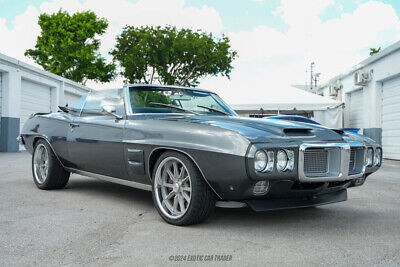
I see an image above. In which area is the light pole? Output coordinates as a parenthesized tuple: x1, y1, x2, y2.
(314, 73, 320, 88)
(310, 62, 315, 90)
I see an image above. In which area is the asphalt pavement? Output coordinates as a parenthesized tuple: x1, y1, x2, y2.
(1, 152, 400, 266)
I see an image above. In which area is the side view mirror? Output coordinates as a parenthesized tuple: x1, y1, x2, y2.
(102, 105, 123, 120)
(102, 105, 116, 114)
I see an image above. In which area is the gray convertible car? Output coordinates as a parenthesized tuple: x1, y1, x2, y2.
(20, 84, 382, 225)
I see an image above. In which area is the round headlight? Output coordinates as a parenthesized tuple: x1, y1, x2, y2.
(366, 148, 373, 167)
(277, 150, 288, 172)
(374, 147, 382, 166)
(254, 150, 267, 172)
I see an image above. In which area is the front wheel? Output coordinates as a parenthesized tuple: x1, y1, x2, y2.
(32, 140, 70, 189)
(152, 151, 215, 226)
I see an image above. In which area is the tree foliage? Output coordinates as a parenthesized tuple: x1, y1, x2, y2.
(369, 47, 381, 56)
(25, 10, 115, 84)
(111, 25, 237, 87)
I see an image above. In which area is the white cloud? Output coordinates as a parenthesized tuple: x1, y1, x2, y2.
(274, 0, 335, 30)
(0, 6, 41, 65)
(1, 0, 400, 104)
(201, 0, 400, 104)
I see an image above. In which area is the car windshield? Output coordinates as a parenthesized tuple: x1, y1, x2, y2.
(129, 87, 237, 116)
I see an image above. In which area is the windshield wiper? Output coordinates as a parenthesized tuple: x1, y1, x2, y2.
(197, 105, 230, 116)
(149, 102, 199, 115)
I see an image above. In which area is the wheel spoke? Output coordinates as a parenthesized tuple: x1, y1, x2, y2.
(178, 195, 185, 212)
(179, 166, 185, 179)
(172, 195, 179, 214)
(181, 176, 189, 183)
(40, 166, 46, 179)
(182, 191, 190, 203)
(163, 182, 174, 188)
(162, 199, 169, 210)
(172, 161, 179, 178)
(165, 191, 175, 200)
(167, 169, 175, 182)
(182, 186, 191, 192)
(40, 147, 46, 163)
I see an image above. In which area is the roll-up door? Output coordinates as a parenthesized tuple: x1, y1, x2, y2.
(382, 77, 400, 160)
(349, 89, 364, 129)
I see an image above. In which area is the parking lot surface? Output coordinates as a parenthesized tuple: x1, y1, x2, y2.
(1, 152, 400, 266)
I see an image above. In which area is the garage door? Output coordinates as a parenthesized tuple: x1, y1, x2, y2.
(349, 89, 364, 128)
(0, 72, 2, 138)
(64, 91, 81, 107)
(382, 77, 400, 160)
(20, 80, 52, 133)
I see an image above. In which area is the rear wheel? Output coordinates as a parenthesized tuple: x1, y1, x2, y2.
(152, 151, 215, 226)
(32, 140, 70, 189)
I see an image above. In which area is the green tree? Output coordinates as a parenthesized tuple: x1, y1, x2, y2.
(110, 25, 237, 87)
(369, 47, 381, 56)
(25, 10, 115, 85)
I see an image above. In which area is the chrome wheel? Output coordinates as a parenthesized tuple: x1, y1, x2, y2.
(33, 143, 49, 184)
(154, 157, 192, 219)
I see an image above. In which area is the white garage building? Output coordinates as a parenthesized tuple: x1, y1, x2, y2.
(0, 53, 91, 152)
(317, 41, 400, 160)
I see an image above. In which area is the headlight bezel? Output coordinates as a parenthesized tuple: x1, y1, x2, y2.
(276, 149, 295, 172)
(265, 150, 275, 172)
(365, 147, 373, 167)
(254, 150, 267, 172)
(276, 149, 288, 172)
(374, 147, 382, 167)
(248, 143, 298, 179)
(285, 149, 295, 171)
(254, 149, 275, 173)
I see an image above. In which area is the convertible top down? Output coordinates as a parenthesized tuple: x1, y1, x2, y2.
(20, 84, 382, 225)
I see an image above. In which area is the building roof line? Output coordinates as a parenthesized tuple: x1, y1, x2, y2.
(0, 52, 91, 92)
(318, 40, 400, 89)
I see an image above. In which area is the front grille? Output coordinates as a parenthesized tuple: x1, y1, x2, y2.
(304, 148, 328, 174)
(299, 143, 366, 182)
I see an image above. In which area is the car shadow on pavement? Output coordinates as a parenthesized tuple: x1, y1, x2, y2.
(63, 175, 380, 229)
(206, 204, 379, 231)
(65, 176, 154, 207)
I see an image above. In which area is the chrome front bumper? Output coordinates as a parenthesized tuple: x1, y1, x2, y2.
(298, 142, 366, 182)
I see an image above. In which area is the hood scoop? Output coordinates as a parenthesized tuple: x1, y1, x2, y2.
(283, 128, 313, 136)
(330, 129, 345, 135)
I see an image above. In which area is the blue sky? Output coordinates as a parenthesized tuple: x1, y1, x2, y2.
(1, 0, 400, 103)
(2, 0, 400, 32)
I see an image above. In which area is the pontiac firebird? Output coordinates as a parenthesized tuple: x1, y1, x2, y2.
(19, 84, 382, 225)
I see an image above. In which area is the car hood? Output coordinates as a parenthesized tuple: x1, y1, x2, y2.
(186, 115, 344, 143)
(341, 131, 377, 145)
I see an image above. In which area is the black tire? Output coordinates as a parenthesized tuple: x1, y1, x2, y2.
(32, 139, 70, 189)
(152, 151, 215, 226)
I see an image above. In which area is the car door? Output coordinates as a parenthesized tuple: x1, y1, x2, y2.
(67, 90, 128, 179)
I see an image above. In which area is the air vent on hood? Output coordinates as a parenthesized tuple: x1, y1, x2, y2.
(283, 128, 312, 136)
(330, 129, 345, 135)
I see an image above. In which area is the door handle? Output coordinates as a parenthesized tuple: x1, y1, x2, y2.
(69, 123, 80, 128)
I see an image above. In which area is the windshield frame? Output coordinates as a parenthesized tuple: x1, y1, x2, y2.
(124, 85, 238, 117)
